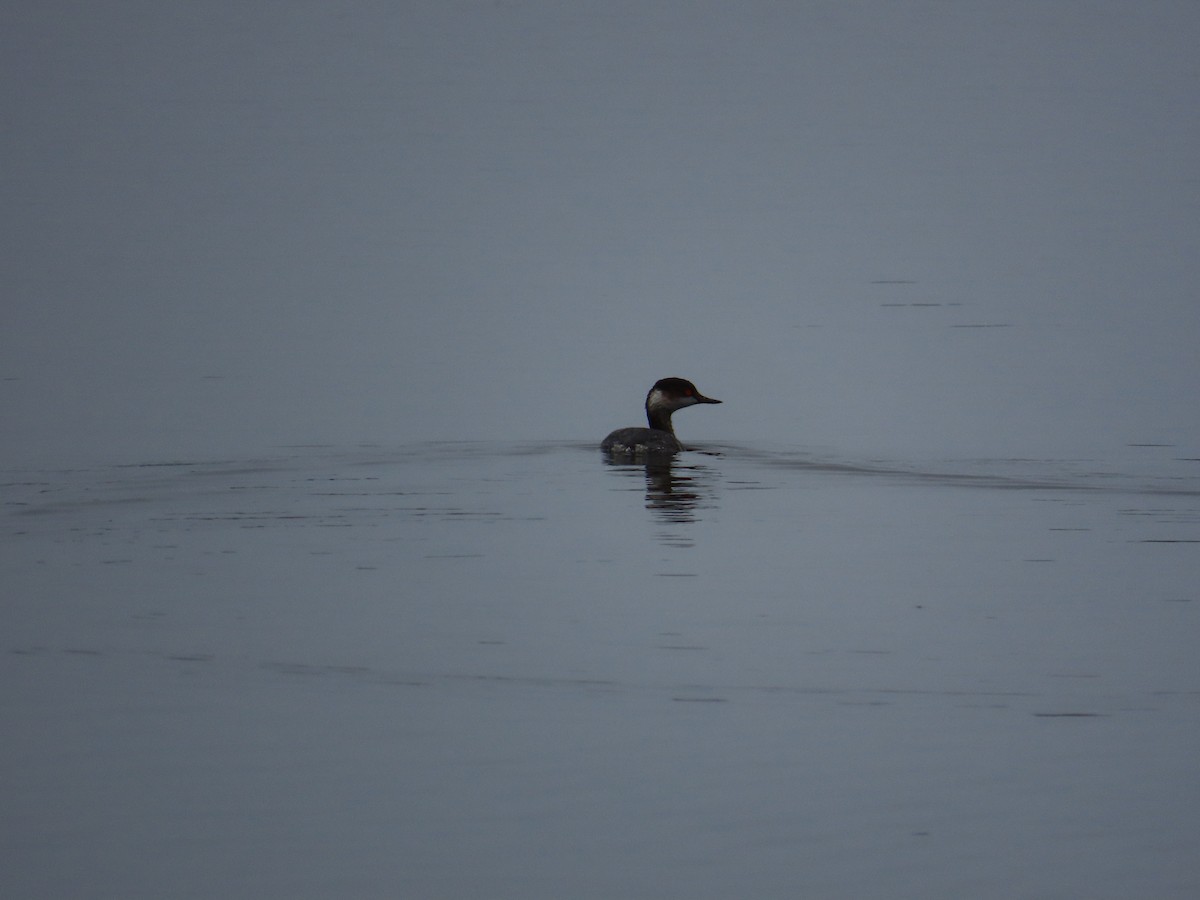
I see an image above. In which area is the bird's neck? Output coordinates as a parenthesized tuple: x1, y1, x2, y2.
(645, 405, 675, 434)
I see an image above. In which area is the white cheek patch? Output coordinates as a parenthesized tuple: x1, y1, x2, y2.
(645, 388, 667, 411)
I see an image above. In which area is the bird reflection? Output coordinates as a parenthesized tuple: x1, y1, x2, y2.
(602, 451, 720, 535)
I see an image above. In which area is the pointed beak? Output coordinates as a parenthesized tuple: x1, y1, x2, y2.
(696, 393, 721, 404)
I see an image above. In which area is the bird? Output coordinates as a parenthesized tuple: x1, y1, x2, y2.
(601, 377, 721, 456)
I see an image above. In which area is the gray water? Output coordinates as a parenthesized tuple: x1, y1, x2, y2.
(3, 443, 1198, 898)
(3, 1, 1200, 897)
(3, 1, 1198, 466)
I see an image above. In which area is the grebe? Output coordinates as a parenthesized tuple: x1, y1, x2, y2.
(601, 377, 721, 456)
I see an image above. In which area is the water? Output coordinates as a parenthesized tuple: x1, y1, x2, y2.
(3, 442, 1197, 898)
(3, 1, 1198, 895)
(4, 2, 1198, 466)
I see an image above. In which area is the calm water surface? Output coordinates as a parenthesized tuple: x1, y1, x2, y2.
(3, 442, 1198, 898)
(5, 2, 1198, 896)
